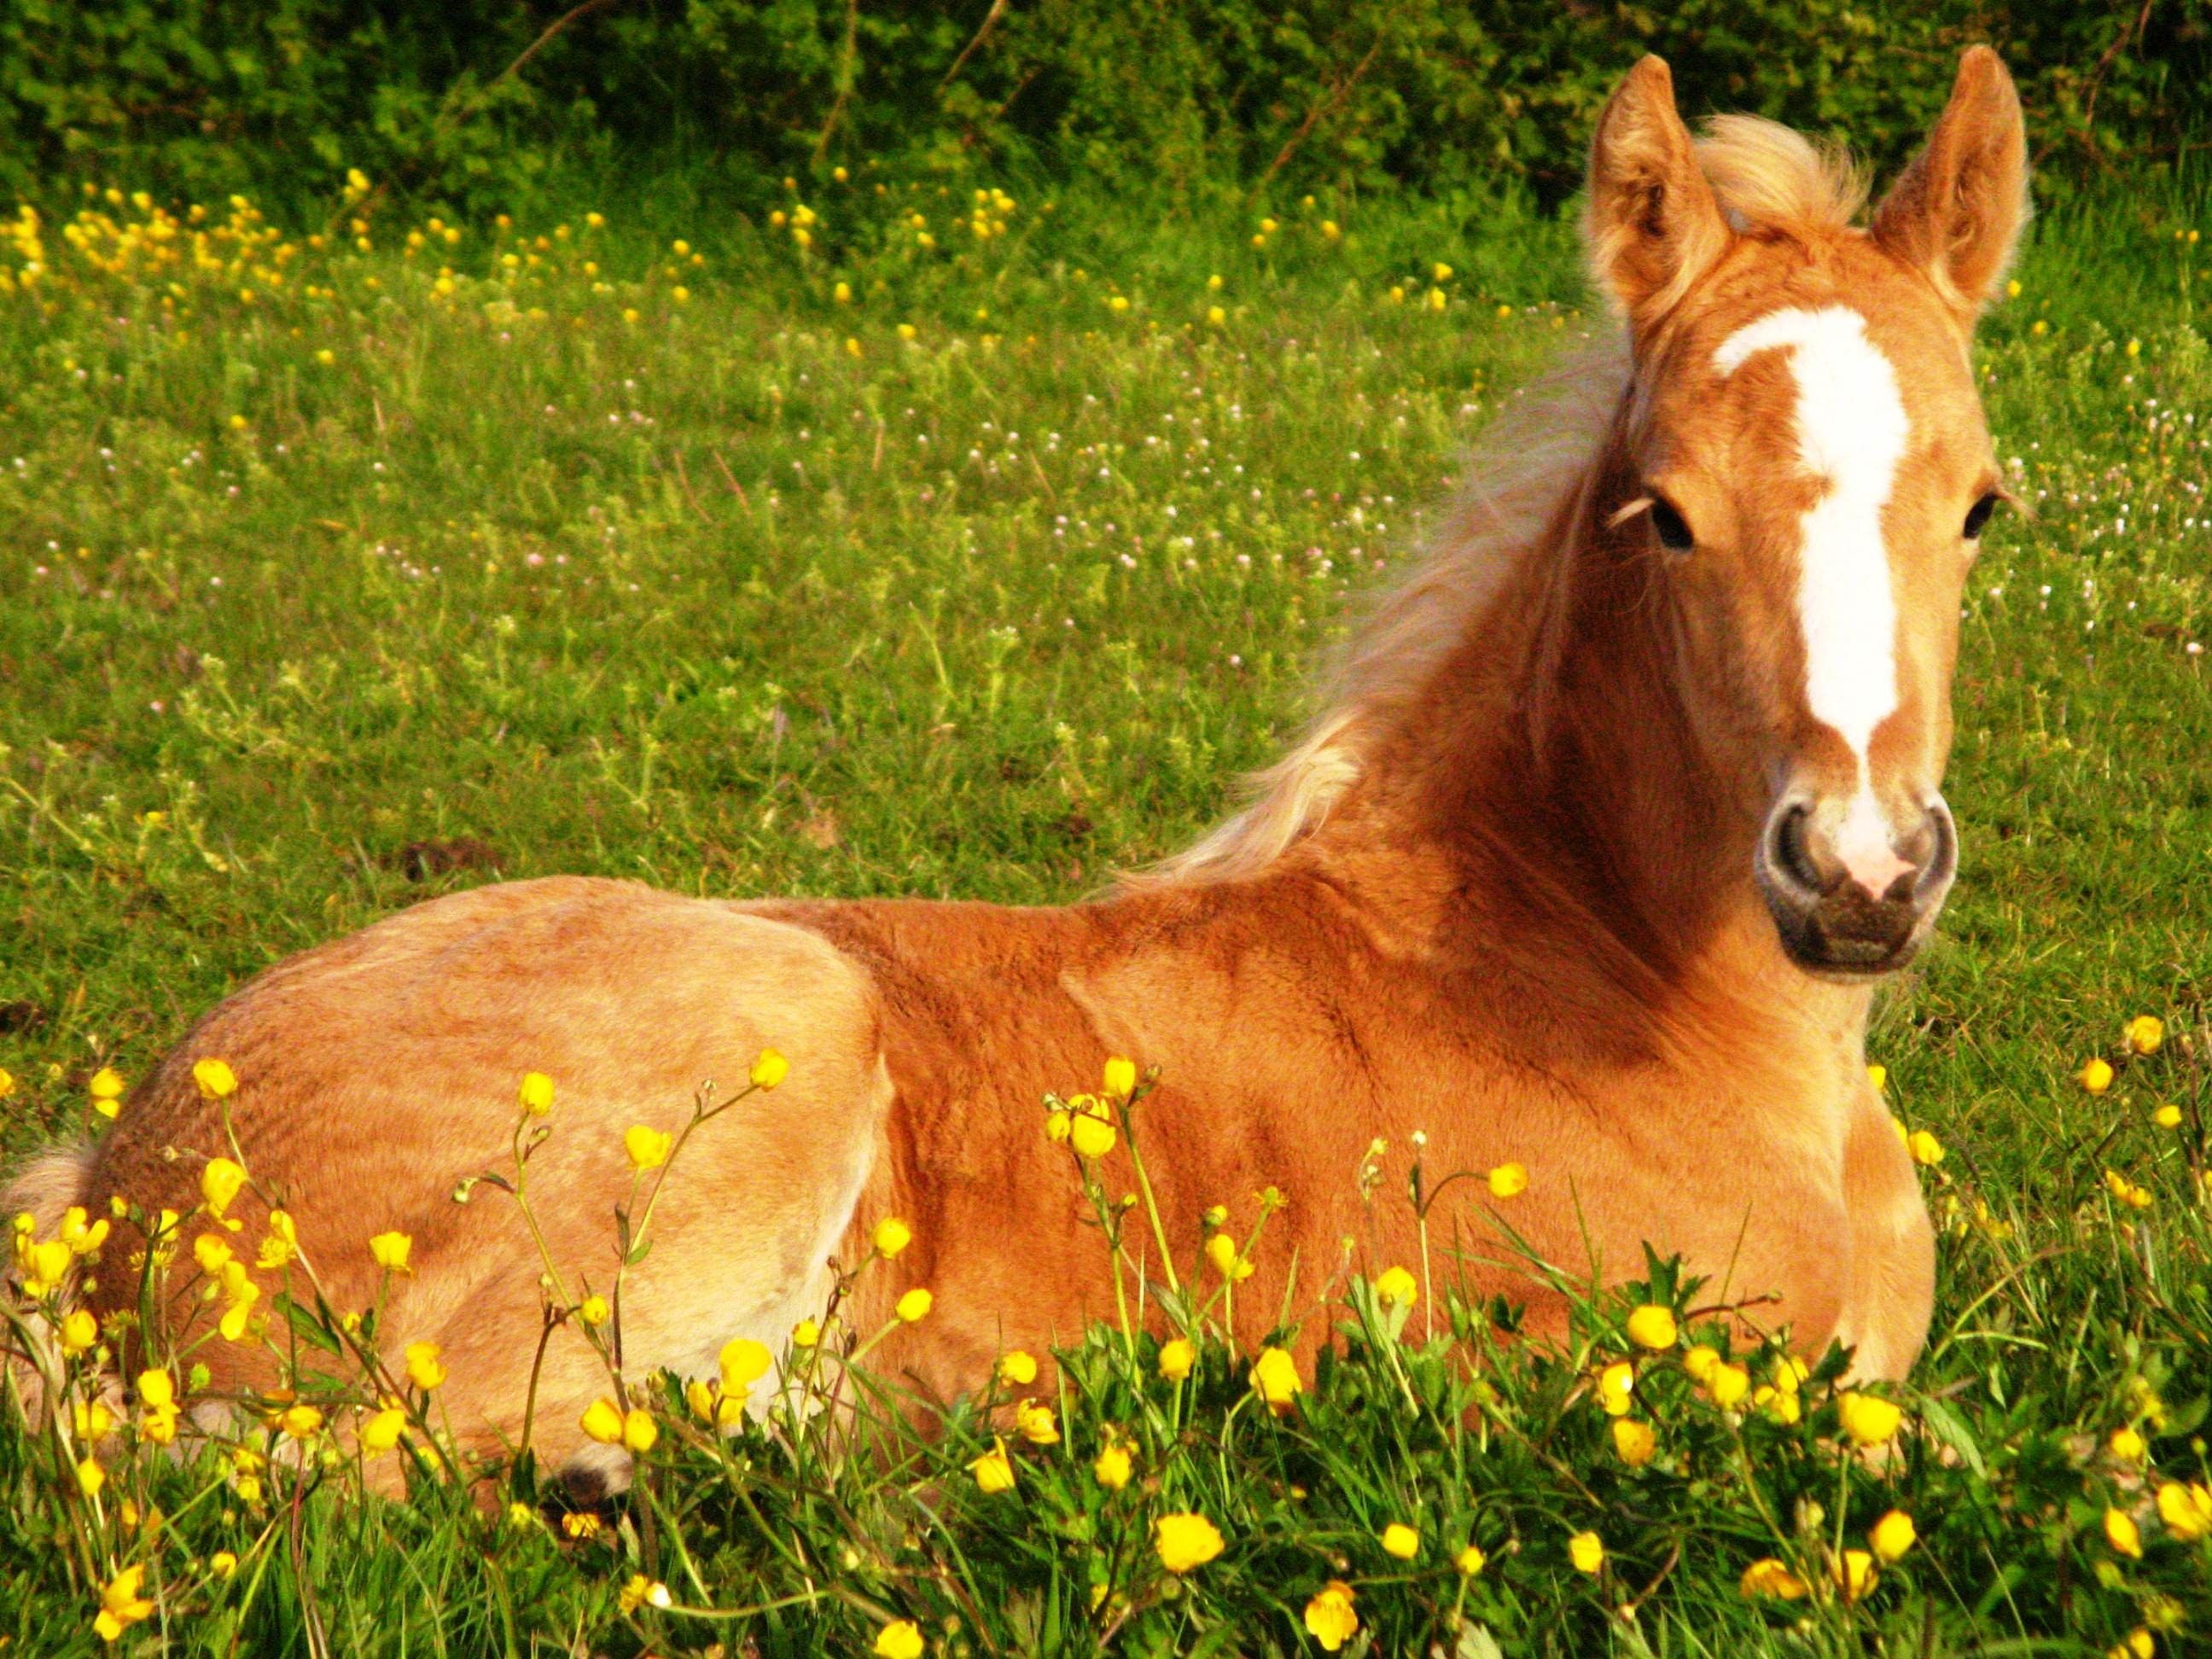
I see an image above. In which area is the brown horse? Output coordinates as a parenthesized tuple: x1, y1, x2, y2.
(8, 49, 2026, 1490)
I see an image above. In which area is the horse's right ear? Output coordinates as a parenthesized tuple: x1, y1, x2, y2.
(1870, 46, 2029, 322)
(1585, 56, 1730, 333)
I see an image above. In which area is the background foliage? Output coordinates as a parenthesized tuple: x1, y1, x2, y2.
(1, 0, 2208, 218)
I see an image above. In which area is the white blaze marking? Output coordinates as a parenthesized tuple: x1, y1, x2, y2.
(1713, 306, 1908, 769)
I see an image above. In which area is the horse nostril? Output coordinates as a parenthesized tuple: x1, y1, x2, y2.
(1768, 802, 1823, 896)
(1913, 798, 1959, 900)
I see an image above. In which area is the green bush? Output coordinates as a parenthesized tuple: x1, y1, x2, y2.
(2, 0, 2205, 217)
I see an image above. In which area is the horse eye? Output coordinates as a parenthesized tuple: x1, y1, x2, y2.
(1962, 493, 2000, 539)
(1648, 498, 1695, 552)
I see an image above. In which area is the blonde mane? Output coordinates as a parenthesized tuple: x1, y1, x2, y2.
(1143, 116, 1866, 888)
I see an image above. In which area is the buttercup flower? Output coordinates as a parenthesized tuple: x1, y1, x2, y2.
(280, 1403, 323, 1439)
(2110, 1425, 2147, 1462)
(1373, 1266, 1417, 1307)
(1907, 1129, 1945, 1166)
(579, 1294, 609, 1326)
(1597, 1360, 1635, 1416)
(1068, 1109, 1116, 1159)
(1303, 1580, 1359, 1650)
(2156, 1481, 2212, 1540)
(517, 1071, 554, 1115)
(1092, 1440, 1132, 1490)
(623, 1126, 672, 1171)
(792, 1318, 821, 1348)
(1868, 1509, 1917, 1562)
(1015, 1398, 1059, 1445)
(719, 1336, 771, 1392)
(1158, 1337, 1195, 1381)
(998, 1349, 1038, 1388)
(1102, 1056, 1137, 1097)
(1381, 1522, 1419, 1559)
(90, 1068, 126, 1118)
(192, 1057, 237, 1099)
(2126, 1016, 2165, 1055)
(1205, 1232, 1253, 1281)
(873, 1217, 913, 1259)
(94, 1563, 154, 1641)
(201, 1157, 247, 1219)
(617, 1574, 671, 1612)
(404, 1342, 446, 1391)
(1833, 1549, 1877, 1602)
(895, 1288, 933, 1323)
(2080, 1057, 2115, 1094)
(1456, 1543, 1487, 1576)
(369, 1231, 411, 1274)
(1837, 1391, 1902, 1447)
(1739, 1557, 1808, 1599)
(968, 1436, 1016, 1493)
(580, 1399, 626, 1445)
(874, 1621, 925, 1659)
(1155, 1511, 1225, 1574)
(1568, 1531, 1604, 1574)
(750, 1049, 789, 1089)
(1626, 1304, 1678, 1350)
(255, 1209, 298, 1269)
(2104, 1506, 2144, 1558)
(1612, 1417, 1656, 1467)
(621, 1408, 657, 1452)
(1251, 1346, 1302, 1413)
(59, 1308, 98, 1355)
(360, 1407, 406, 1454)
(1487, 1162, 1528, 1199)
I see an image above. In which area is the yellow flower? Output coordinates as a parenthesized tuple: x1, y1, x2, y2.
(623, 1125, 672, 1170)
(1868, 1509, 1917, 1562)
(369, 1231, 411, 1274)
(1102, 1056, 1137, 1097)
(2104, 1168, 2155, 1210)
(1456, 1543, 1487, 1576)
(719, 1336, 771, 1391)
(2081, 1057, 2115, 1094)
(998, 1349, 1038, 1387)
(518, 1071, 555, 1115)
(1837, 1391, 1902, 1447)
(1303, 1580, 1359, 1650)
(1205, 304, 1226, 327)
(78, 1455, 106, 1497)
(1487, 1162, 1528, 1199)
(1155, 1511, 1225, 1574)
(255, 1209, 298, 1269)
(969, 1436, 1016, 1493)
(792, 1317, 820, 1348)
(280, 1403, 323, 1438)
(1867, 1062, 1887, 1091)
(2156, 1481, 2212, 1540)
(1251, 1346, 1302, 1414)
(360, 1407, 406, 1454)
(1683, 1344, 1719, 1382)
(137, 1370, 174, 1412)
(622, 1408, 657, 1452)
(209, 1551, 237, 1579)
(1907, 1129, 1946, 1166)
(1205, 1232, 1253, 1281)
(1107, 294, 1129, 313)
(94, 1563, 154, 1641)
(74, 1400, 115, 1443)
(1068, 1110, 1116, 1159)
(1833, 1549, 1877, 1602)
(579, 1294, 609, 1326)
(874, 1620, 925, 1659)
(201, 1156, 247, 1218)
(1158, 1337, 1195, 1381)
(832, 280, 851, 304)
(1373, 1266, 1418, 1307)
(90, 1068, 127, 1115)
(216, 1262, 260, 1341)
(2126, 1016, 2165, 1055)
(1626, 1305, 1678, 1350)
(2110, 1630, 2155, 1659)
(895, 322, 917, 341)
(2110, 1425, 2148, 1462)
(1738, 1557, 1808, 1599)
(580, 1398, 626, 1445)
(404, 1341, 447, 1391)
(1381, 1522, 1419, 1559)
(1611, 1417, 1656, 1467)
(2153, 1103, 2183, 1129)
(59, 1308, 99, 1355)
(0, 1067, 12, 1098)
(750, 1048, 789, 1088)
(895, 1288, 933, 1323)
(1568, 1531, 1604, 1574)
(2104, 1506, 2145, 1557)
(192, 1057, 237, 1098)
(1044, 1109, 1071, 1143)
(874, 1217, 913, 1259)
(1093, 1440, 1132, 1490)
(1596, 1359, 1634, 1416)
(617, 1573, 672, 1612)
(1015, 1398, 1059, 1445)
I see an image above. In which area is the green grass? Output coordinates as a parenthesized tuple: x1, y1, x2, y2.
(2, 172, 2210, 1655)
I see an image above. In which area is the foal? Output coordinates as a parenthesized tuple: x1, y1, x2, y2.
(8, 50, 2026, 1487)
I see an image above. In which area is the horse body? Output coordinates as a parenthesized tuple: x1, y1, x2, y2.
(9, 48, 2029, 1484)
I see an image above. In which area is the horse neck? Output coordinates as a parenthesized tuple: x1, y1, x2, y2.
(1312, 436, 1867, 1050)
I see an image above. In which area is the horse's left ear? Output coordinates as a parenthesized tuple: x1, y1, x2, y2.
(1871, 46, 2029, 320)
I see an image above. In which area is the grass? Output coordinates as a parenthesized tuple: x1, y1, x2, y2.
(1, 167, 2210, 1655)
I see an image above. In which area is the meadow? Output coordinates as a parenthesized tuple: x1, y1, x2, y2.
(2, 164, 2210, 1655)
